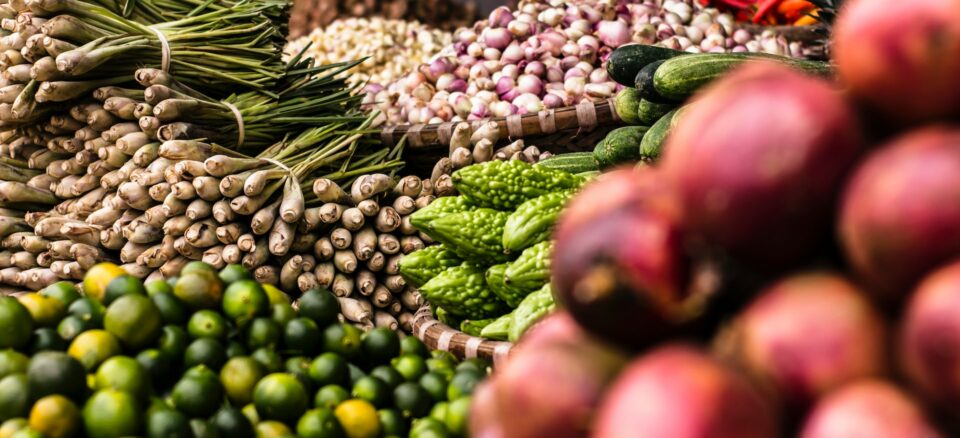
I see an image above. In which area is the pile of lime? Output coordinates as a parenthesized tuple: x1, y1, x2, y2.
(0, 262, 487, 438)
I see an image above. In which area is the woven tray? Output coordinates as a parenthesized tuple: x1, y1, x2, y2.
(412, 302, 514, 366)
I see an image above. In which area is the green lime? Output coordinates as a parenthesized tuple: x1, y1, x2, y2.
(67, 329, 120, 371)
(447, 371, 482, 401)
(308, 353, 349, 388)
(410, 417, 449, 438)
(418, 372, 448, 403)
(429, 402, 448, 423)
(333, 400, 380, 438)
(9, 428, 43, 438)
(136, 349, 172, 387)
(82, 389, 142, 438)
(227, 341, 248, 358)
(262, 285, 289, 306)
(362, 328, 400, 366)
(222, 280, 269, 325)
(246, 318, 281, 350)
(55, 316, 88, 343)
(188, 310, 229, 340)
(296, 408, 343, 438)
(251, 348, 283, 373)
(16, 294, 62, 329)
(350, 376, 390, 409)
(270, 304, 295, 326)
(27, 352, 86, 401)
(211, 407, 254, 438)
(313, 385, 349, 410)
(145, 279, 173, 297)
(253, 373, 309, 424)
(221, 357, 266, 406)
(157, 325, 189, 360)
(190, 418, 219, 438)
(146, 408, 191, 438)
(393, 382, 432, 418)
(184, 338, 227, 371)
(28, 395, 79, 438)
(284, 318, 321, 356)
(0, 298, 32, 351)
(102, 275, 147, 306)
(39, 282, 80, 308)
(82, 263, 126, 303)
(181, 261, 218, 277)
(151, 292, 187, 326)
(0, 418, 27, 438)
(455, 358, 488, 375)
(104, 294, 162, 350)
(0, 374, 28, 422)
(241, 403, 259, 425)
(171, 375, 223, 418)
(27, 328, 66, 354)
(297, 289, 339, 328)
(0, 351, 28, 380)
(219, 264, 252, 284)
(173, 272, 224, 311)
(370, 366, 404, 390)
(146, 396, 169, 415)
(392, 354, 428, 382)
(255, 421, 293, 438)
(285, 357, 314, 391)
(94, 356, 149, 401)
(399, 336, 429, 359)
(424, 360, 454, 382)
(347, 364, 366, 386)
(377, 409, 407, 437)
(66, 298, 104, 329)
(184, 365, 219, 382)
(322, 324, 362, 360)
(443, 396, 470, 435)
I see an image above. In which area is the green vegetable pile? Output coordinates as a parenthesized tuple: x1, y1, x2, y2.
(0, 261, 487, 438)
(399, 160, 584, 342)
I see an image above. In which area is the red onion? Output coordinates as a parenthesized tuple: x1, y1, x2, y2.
(564, 67, 585, 81)
(363, 84, 384, 94)
(500, 89, 520, 102)
(467, 42, 483, 58)
(561, 41, 581, 57)
(589, 68, 609, 84)
(508, 20, 532, 38)
(547, 66, 564, 83)
(501, 64, 520, 80)
(539, 8, 564, 26)
(543, 93, 564, 109)
(538, 30, 566, 56)
(560, 56, 580, 70)
(453, 64, 470, 80)
(475, 90, 497, 104)
(475, 77, 494, 92)
(457, 29, 477, 44)
(469, 64, 490, 79)
(514, 93, 543, 114)
(564, 77, 586, 96)
(483, 47, 502, 61)
(524, 61, 545, 77)
(517, 74, 543, 95)
(576, 61, 595, 74)
(489, 6, 514, 28)
(491, 100, 516, 117)
(448, 79, 467, 93)
(495, 76, 515, 96)
(435, 73, 455, 92)
(501, 42, 525, 64)
(470, 101, 489, 119)
(578, 35, 600, 51)
(581, 5, 602, 23)
(482, 28, 512, 50)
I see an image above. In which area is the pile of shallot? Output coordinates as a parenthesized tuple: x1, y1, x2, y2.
(366, 0, 813, 126)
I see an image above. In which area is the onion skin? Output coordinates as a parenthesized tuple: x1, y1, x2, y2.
(661, 62, 864, 270)
(839, 127, 960, 302)
(901, 260, 960, 415)
(593, 345, 778, 438)
(800, 380, 943, 438)
(833, 0, 960, 124)
(715, 273, 887, 409)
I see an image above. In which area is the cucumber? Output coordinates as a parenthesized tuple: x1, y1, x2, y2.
(638, 99, 678, 125)
(639, 107, 685, 162)
(613, 88, 642, 125)
(536, 152, 599, 174)
(635, 59, 679, 104)
(594, 126, 649, 168)
(606, 44, 685, 87)
(653, 53, 834, 101)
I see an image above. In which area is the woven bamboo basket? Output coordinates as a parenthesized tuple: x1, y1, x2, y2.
(412, 302, 514, 366)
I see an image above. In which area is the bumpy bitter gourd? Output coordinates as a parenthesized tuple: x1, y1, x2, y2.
(485, 263, 531, 308)
(504, 241, 552, 292)
(452, 160, 585, 210)
(509, 283, 556, 342)
(480, 312, 513, 340)
(398, 245, 463, 288)
(502, 191, 575, 253)
(419, 263, 509, 319)
(423, 208, 511, 264)
(409, 196, 475, 231)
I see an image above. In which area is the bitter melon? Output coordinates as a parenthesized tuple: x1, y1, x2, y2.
(452, 160, 585, 210)
(508, 283, 556, 342)
(409, 196, 475, 231)
(502, 191, 575, 253)
(485, 263, 530, 308)
(419, 263, 509, 320)
(504, 241, 552, 292)
(398, 245, 463, 288)
(479, 312, 512, 341)
(460, 318, 496, 337)
(423, 208, 511, 264)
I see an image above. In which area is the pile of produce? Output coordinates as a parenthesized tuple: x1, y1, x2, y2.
(0, 261, 488, 437)
(400, 159, 589, 342)
(287, 0, 479, 39)
(366, 0, 814, 125)
(705, 0, 824, 25)
(470, 0, 960, 436)
(285, 17, 453, 88)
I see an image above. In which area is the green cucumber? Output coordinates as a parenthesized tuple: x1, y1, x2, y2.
(653, 53, 834, 101)
(594, 126, 649, 168)
(639, 107, 685, 162)
(607, 44, 685, 87)
(638, 99, 678, 125)
(536, 153, 599, 174)
(635, 59, 678, 104)
(613, 88, 642, 125)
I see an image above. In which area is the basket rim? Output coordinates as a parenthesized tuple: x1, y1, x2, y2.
(412, 301, 514, 366)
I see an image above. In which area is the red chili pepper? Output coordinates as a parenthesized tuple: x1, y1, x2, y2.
(752, 0, 784, 23)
